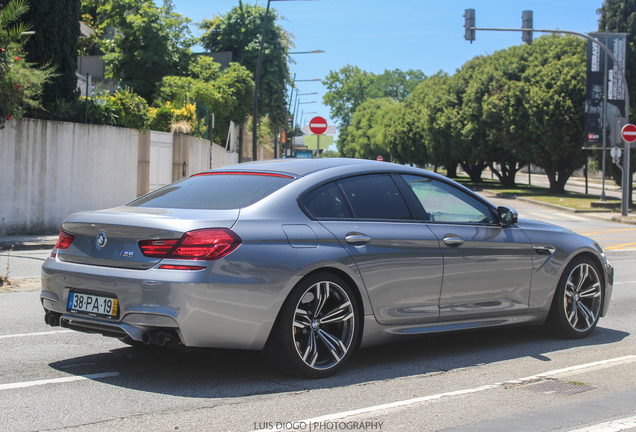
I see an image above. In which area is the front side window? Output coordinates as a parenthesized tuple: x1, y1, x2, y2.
(402, 175, 493, 223)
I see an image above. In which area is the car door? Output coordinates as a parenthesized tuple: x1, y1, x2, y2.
(301, 174, 443, 325)
(400, 175, 534, 321)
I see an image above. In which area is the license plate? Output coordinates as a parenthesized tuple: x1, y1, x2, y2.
(68, 292, 118, 318)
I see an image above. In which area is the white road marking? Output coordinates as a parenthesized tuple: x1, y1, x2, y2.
(0, 330, 73, 340)
(559, 213, 587, 221)
(526, 211, 559, 220)
(567, 415, 636, 432)
(0, 372, 119, 391)
(248, 355, 636, 432)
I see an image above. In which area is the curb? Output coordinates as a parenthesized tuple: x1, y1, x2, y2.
(0, 236, 57, 251)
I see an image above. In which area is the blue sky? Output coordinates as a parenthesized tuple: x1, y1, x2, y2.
(168, 0, 605, 147)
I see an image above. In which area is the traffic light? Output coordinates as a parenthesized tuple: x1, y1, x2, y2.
(522, 10, 533, 44)
(464, 9, 475, 43)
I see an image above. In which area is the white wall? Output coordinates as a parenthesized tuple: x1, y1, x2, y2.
(1, 119, 239, 236)
(0, 119, 138, 235)
(149, 131, 173, 191)
(189, 136, 211, 175)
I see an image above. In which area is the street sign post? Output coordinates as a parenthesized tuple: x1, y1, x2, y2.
(309, 116, 328, 135)
(620, 124, 635, 216)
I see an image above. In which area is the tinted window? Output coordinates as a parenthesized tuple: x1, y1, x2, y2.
(338, 175, 411, 220)
(402, 175, 493, 223)
(303, 183, 352, 219)
(128, 174, 294, 210)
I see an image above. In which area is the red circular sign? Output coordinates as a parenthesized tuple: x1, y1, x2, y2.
(309, 116, 328, 135)
(621, 124, 636, 143)
(376, 155, 384, 161)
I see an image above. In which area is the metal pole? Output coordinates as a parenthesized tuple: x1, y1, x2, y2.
(293, 98, 301, 127)
(252, 0, 272, 162)
(287, 73, 296, 113)
(601, 29, 608, 201)
(85, 73, 89, 123)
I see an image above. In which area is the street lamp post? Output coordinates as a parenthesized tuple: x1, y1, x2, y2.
(252, 1, 320, 162)
(296, 101, 317, 128)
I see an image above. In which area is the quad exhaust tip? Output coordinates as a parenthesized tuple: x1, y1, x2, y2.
(142, 330, 181, 347)
(44, 312, 61, 327)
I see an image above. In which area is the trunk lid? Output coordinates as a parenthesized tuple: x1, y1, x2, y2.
(57, 206, 240, 270)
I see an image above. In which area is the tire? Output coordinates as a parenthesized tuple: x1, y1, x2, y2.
(546, 256, 604, 339)
(264, 273, 361, 378)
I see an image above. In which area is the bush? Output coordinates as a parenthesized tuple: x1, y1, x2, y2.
(88, 87, 149, 129)
(148, 105, 172, 132)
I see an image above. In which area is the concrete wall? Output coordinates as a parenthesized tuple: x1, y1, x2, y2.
(0, 119, 138, 235)
(1, 119, 239, 236)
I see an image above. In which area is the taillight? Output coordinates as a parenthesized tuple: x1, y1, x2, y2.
(54, 229, 74, 250)
(138, 239, 179, 258)
(139, 229, 241, 261)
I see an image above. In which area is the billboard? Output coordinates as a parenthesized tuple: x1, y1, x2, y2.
(585, 33, 627, 147)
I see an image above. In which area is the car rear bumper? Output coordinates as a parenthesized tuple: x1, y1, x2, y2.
(40, 255, 294, 350)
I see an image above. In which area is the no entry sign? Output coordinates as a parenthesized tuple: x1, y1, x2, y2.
(621, 123, 636, 143)
(309, 116, 328, 135)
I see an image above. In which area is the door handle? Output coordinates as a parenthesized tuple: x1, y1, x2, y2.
(443, 235, 464, 246)
(345, 233, 371, 246)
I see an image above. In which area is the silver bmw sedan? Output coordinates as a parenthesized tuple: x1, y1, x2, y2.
(41, 158, 613, 378)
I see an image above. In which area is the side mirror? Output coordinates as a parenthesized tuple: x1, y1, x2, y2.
(497, 206, 518, 227)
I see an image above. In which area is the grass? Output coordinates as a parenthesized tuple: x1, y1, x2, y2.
(453, 177, 624, 211)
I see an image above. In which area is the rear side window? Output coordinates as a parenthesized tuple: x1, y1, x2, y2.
(338, 175, 412, 220)
(303, 174, 412, 220)
(128, 173, 294, 210)
(304, 183, 352, 219)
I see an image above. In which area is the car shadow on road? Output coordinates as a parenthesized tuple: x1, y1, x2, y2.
(47, 324, 629, 399)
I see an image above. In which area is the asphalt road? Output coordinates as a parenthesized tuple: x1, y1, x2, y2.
(1, 198, 636, 432)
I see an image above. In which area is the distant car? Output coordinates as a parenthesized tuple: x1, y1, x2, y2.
(41, 158, 613, 378)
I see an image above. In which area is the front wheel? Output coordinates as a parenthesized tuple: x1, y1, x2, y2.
(265, 273, 361, 378)
(546, 256, 604, 338)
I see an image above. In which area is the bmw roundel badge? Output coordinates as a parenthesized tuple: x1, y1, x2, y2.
(97, 231, 107, 248)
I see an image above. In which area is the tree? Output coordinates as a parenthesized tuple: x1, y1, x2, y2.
(461, 45, 533, 187)
(23, 0, 80, 105)
(1, 0, 53, 128)
(322, 65, 375, 155)
(199, 0, 292, 133)
(524, 35, 587, 193)
(97, 0, 194, 101)
(322, 65, 425, 156)
(342, 97, 397, 160)
(156, 56, 254, 143)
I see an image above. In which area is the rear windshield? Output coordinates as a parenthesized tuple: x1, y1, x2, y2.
(127, 173, 295, 210)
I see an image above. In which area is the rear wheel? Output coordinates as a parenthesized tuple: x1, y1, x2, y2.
(265, 273, 360, 378)
(546, 256, 603, 338)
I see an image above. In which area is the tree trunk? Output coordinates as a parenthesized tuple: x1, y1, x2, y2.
(445, 161, 458, 178)
(460, 162, 487, 183)
(490, 162, 522, 188)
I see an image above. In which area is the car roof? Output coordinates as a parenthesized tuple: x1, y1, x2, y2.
(208, 158, 413, 177)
